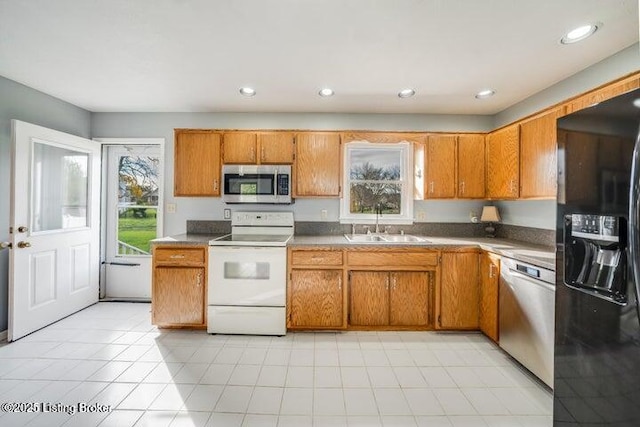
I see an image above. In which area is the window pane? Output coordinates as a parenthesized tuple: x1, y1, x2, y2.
(118, 155, 159, 205)
(350, 149, 401, 181)
(118, 207, 157, 255)
(117, 155, 160, 255)
(32, 142, 89, 232)
(350, 183, 401, 214)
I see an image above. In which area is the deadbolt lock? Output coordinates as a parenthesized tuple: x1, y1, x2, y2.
(17, 226, 28, 233)
(17, 241, 31, 249)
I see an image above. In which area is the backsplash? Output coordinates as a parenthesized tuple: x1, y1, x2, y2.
(186, 220, 554, 248)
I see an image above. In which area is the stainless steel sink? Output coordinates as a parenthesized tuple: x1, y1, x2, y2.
(343, 234, 430, 243)
(343, 234, 387, 242)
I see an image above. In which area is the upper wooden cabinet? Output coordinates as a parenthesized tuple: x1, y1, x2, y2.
(174, 130, 222, 197)
(259, 133, 294, 164)
(437, 251, 480, 330)
(457, 134, 486, 198)
(294, 132, 341, 197)
(425, 135, 456, 198)
(223, 132, 257, 164)
(486, 124, 520, 199)
(223, 132, 294, 164)
(520, 108, 562, 199)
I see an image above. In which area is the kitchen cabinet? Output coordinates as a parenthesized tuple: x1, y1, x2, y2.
(457, 134, 486, 198)
(223, 132, 257, 164)
(486, 124, 520, 199)
(519, 108, 563, 199)
(287, 249, 346, 329)
(346, 249, 437, 328)
(223, 131, 294, 164)
(152, 245, 207, 328)
(479, 251, 500, 342)
(294, 132, 341, 197)
(349, 271, 432, 327)
(174, 130, 222, 196)
(437, 251, 479, 329)
(425, 135, 456, 198)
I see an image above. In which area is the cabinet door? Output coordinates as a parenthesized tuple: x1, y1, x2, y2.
(486, 125, 520, 199)
(457, 134, 485, 198)
(349, 271, 389, 326)
(294, 132, 341, 197)
(520, 109, 562, 199)
(223, 132, 257, 164)
(259, 133, 294, 164)
(479, 252, 500, 342)
(289, 269, 344, 329)
(174, 131, 222, 196)
(153, 267, 205, 325)
(439, 252, 479, 329)
(426, 135, 456, 198)
(389, 272, 431, 326)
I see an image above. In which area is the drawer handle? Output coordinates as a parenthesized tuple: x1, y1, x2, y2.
(311, 257, 323, 262)
(170, 255, 186, 259)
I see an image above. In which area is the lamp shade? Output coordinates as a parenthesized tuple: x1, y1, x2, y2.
(480, 206, 501, 222)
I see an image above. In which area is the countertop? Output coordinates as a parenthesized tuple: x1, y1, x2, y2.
(152, 233, 555, 271)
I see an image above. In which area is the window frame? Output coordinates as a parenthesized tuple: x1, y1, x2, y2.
(340, 141, 414, 225)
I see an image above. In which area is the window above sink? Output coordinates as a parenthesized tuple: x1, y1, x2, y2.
(340, 141, 414, 225)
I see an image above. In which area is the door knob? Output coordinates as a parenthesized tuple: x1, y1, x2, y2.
(0, 242, 11, 249)
(17, 226, 28, 233)
(17, 241, 31, 249)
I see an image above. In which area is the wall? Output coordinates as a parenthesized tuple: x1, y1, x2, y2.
(91, 113, 492, 235)
(0, 76, 91, 332)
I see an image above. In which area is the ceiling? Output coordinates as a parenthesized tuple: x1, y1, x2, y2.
(0, 0, 638, 114)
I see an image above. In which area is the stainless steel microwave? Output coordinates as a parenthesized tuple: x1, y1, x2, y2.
(222, 165, 292, 204)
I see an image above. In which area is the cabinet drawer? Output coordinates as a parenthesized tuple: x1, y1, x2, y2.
(154, 247, 205, 265)
(291, 250, 343, 266)
(347, 251, 438, 267)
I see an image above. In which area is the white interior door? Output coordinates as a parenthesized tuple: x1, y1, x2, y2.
(103, 144, 162, 300)
(9, 120, 101, 341)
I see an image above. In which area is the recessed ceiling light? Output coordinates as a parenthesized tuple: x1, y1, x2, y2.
(561, 24, 599, 44)
(239, 87, 256, 97)
(398, 88, 415, 98)
(475, 89, 496, 99)
(319, 88, 334, 97)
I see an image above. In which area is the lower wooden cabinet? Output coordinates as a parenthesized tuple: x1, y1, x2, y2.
(287, 248, 346, 330)
(479, 251, 500, 342)
(152, 245, 207, 328)
(349, 270, 432, 328)
(437, 251, 480, 329)
(289, 269, 344, 328)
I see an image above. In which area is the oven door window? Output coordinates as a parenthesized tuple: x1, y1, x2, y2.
(224, 261, 270, 280)
(224, 174, 275, 195)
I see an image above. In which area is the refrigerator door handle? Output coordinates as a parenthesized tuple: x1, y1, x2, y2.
(628, 126, 640, 322)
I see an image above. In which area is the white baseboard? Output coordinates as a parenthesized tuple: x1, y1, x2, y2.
(0, 330, 7, 342)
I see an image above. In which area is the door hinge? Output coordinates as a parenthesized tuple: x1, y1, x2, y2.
(9, 227, 13, 234)
(438, 256, 442, 264)
(437, 315, 441, 326)
(348, 271, 351, 283)
(289, 272, 292, 281)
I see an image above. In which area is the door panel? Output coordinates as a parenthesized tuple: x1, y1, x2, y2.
(289, 269, 343, 328)
(390, 272, 430, 326)
(349, 271, 389, 326)
(10, 120, 101, 341)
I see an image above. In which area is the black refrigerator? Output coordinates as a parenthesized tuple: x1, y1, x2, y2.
(555, 88, 640, 426)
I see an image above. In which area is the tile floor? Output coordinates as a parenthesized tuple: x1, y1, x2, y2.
(0, 303, 552, 427)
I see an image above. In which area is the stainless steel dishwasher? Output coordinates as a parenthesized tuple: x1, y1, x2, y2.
(499, 256, 555, 388)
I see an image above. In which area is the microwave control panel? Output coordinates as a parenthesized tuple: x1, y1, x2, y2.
(277, 174, 289, 195)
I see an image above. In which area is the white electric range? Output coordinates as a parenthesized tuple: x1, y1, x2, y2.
(207, 211, 293, 335)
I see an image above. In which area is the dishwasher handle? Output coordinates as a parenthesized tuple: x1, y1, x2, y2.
(504, 269, 556, 292)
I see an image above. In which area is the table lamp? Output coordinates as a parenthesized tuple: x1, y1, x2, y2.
(481, 206, 501, 238)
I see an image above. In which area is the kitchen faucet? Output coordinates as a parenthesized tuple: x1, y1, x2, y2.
(375, 203, 382, 234)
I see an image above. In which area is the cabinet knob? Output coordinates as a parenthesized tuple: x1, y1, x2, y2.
(213, 179, 219, 192)
(261, 146, 265, 162)
(429, 182, 435, 194)
(460, 181, 465, 195)
(169, 254, 186, 259)
(489, 264, 495, 278)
